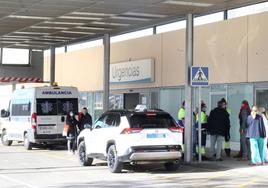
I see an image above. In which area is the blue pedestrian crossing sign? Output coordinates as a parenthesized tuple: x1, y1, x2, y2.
(191, 67, 209, 86)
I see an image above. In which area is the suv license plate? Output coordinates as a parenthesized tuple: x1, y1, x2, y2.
(147, 133, 166, 138)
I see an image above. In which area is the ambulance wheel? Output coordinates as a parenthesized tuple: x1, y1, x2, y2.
(24, 133, 32, 150)
(1, 130, 12, 146)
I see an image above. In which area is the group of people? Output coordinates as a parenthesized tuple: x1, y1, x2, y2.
(65, 107, 92, 154)
(178, 99, 268, 165)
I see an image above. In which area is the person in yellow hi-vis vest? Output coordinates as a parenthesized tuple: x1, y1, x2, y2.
(195, 102, 209, 160)
(221, 98, 231, 157)
(178, 101, 185, 151)
(178, 101, 185, 128)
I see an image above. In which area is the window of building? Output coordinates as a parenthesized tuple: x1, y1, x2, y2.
(2, 48, 29, 65)
(156, 20, 186, 34)
(67, 39, 103, 52)
(0, 85, 12, 110)
(228, 2, 268, 19)
(194, 12, 224, 26)
(111, 28, 153, 43)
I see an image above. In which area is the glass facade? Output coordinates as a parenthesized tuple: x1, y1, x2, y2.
(159, 87, 184, 120)
(159, 83, 254, 143)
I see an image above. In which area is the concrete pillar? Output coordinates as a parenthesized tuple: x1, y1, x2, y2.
(50, 46, 55, 85)
(184, 13, 194, 163)
(224, 10, 228, 20)
(153, 26, 157, 35)
(103, 34, 110, 112)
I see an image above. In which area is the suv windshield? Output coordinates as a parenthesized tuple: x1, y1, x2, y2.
(129, 113, 178, 129)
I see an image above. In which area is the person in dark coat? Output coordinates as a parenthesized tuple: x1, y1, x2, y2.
(246, 105, 266, 165)
(207, 100, 230, 161)
(66, 111, 79, 154)
(238, 100, 251, 160)
(78, 107, 92, 131)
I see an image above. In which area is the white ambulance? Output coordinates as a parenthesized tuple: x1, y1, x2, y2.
(0, 86, 79, 150)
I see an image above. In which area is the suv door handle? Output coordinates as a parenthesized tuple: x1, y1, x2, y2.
(61, 116, 65, 122)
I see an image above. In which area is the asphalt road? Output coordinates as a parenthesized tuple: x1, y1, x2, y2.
(1, 142, 268, 188)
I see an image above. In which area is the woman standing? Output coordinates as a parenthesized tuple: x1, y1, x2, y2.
(238, 100, 251, 160)
(258, 107, 268, 162)
(66, 111, 79, 154)
(246, 106, 266, 165)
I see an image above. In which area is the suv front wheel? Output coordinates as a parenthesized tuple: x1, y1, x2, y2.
(107, 145, 123, 173)
(78, 141, 93, 166)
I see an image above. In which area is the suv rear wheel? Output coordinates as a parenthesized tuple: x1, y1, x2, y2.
(78, 141, 93, 166)
(1, 130, 12, 146)
(107, 145, 123, 173)
(164, 162, 179, 171)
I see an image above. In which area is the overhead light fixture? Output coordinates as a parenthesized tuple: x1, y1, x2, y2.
(0, 38, 26, 41)
(111, 16, 151, 21)
(0, 41, 18, 44)
(38, 38, 66, 42)
(61, 31, 95, 35)
(42, 36, 75, 39)
(30, 26, 68, 30)
(25, 41, 54, 45)
(8, 15, 52, 20)
(76, 26, 112, 30)
(92, 21, 130, 26)
(59, 16, 102, 20)
(123, 12, 167, 18)
(5, 35, 36, 38)
(14, 31, 50, 35)
(71, 12, 115, 17)
(163, 0, 213, 7)
(15, 44, 45, 47)
(44, 21, 85, 25)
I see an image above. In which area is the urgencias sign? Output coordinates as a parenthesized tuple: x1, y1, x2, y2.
(110, 58, 154, 84)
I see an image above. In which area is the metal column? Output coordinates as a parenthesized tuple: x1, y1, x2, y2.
(50, 46, 55, 85)
(184, 13, 194, 163)
(103, 34, 110, 112)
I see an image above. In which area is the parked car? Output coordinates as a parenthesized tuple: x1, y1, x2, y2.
(77, 108, 183, 173)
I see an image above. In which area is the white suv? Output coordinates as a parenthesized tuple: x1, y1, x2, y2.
(77, 109, 183, 173)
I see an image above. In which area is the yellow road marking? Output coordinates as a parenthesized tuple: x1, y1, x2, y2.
(236, 178, 258, 188)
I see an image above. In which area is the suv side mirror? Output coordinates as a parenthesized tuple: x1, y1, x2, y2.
(1, 109, 10, 118)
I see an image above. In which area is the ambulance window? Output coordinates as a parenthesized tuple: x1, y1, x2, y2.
(57, 98, 78, 115)
(36, 99, 57, 115)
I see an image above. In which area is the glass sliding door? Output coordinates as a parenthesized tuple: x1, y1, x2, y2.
(256, 89, 268, 112)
